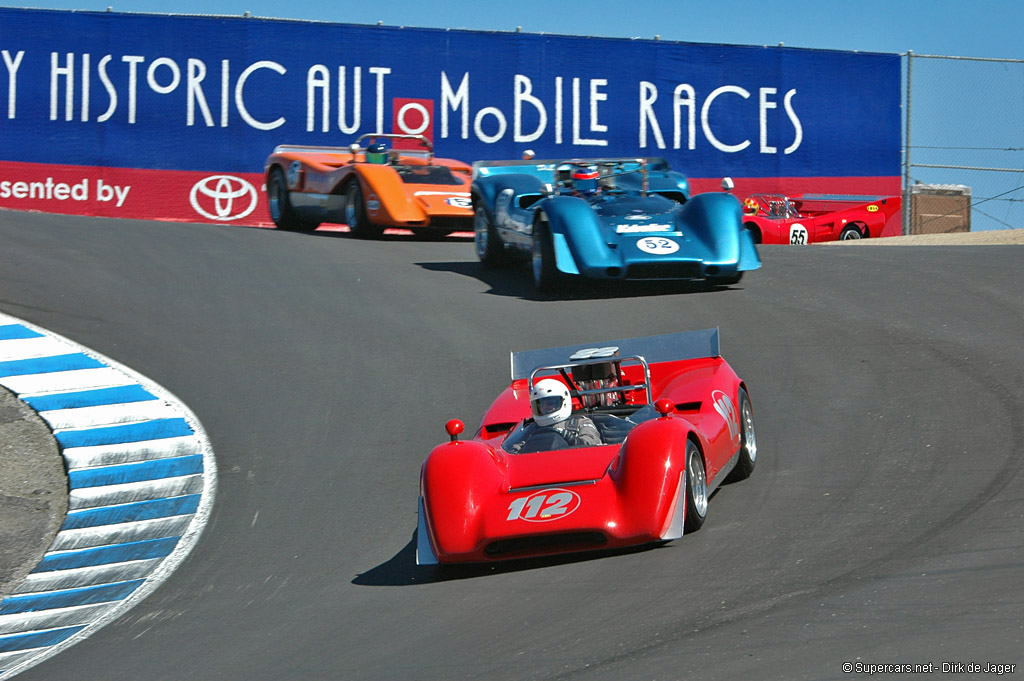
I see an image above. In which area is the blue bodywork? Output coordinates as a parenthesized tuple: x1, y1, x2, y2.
(472, 158, 760, 287)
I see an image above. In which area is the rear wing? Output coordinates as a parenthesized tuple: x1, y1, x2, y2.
(474, 157, 671, 181)
(273, 133, 433, 161)
(510, 328, 720, 381)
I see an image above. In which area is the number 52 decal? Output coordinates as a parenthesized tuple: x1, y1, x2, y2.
(507, 489, 581, 522)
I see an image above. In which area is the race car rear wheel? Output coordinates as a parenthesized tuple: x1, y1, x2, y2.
(727, 387, 756, 482)
(839, 225, 863, 240)
(532, 216, 564, 292)
(345, 179, 384, 239)
(684, 439, 708, 533)
(474, 204, 509, 267)
(267, 168, 304, 231)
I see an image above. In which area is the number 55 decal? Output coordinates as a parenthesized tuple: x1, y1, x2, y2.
(507, 489, 581, 522)
(789, 224, 808, 245)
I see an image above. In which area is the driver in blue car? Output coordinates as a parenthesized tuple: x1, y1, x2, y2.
(571, 166, 600, 197)
(507, 378, 602, 453)
(365, 141, 388, 164)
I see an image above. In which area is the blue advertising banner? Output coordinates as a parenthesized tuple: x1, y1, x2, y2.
(0, 8, 901, 224)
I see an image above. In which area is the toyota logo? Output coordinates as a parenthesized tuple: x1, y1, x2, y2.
(190, 175, 258, 221)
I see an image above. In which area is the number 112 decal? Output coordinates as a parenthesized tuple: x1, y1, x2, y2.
(507, 489, 581, 522)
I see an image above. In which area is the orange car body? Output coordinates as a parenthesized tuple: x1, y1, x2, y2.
(263, 133, 473, 236)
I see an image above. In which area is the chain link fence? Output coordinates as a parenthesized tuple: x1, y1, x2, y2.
(903, 53, 1024, 232)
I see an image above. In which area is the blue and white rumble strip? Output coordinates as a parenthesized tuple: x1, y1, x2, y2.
(0, 313, 216, 677)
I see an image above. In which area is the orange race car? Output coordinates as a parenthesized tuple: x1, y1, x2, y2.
(263, 133, 473, 237)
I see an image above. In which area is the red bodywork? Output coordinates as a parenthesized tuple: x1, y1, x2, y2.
(418, 348, 749, 564)
(742, 193, 902, 244)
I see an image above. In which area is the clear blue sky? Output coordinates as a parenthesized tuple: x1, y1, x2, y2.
(1, 0, 1021, 59)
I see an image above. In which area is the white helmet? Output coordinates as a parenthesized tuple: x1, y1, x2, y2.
(530, 378, 572, 427)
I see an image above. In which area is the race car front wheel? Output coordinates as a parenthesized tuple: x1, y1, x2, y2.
(532, 216, 564, 292)
(345, 179, 384, 239)
(684, 439, 708, 533)
(268, 168, 303, 231)
(474, 204, 509, 267)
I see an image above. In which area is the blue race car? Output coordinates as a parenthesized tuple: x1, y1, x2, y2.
(471, 157, 761, 292)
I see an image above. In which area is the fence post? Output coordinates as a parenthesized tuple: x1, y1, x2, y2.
(903, 50, 913, 236)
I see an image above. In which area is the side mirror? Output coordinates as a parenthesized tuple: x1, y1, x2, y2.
(445, 419, 465, 442)
(721, 177, 735, 192)
(655, 398, 674, 417)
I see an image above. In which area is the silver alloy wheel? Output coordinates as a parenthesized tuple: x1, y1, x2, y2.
(474, 207, 488, 260)
(742, 399, 757, 463)
(689, 449, 708, 518)
(841, 227, 863, 240)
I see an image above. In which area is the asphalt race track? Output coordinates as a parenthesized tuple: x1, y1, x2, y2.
(2, 210, 1022, 681)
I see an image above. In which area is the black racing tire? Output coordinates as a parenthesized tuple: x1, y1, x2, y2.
(531, 215, 564, 293)
(727, 387, 757, 482)
(412, 228, 451, 241)
(345, 179, 385, 239)
(684, 439, 708, 534)
(708, 272, 743, 287)
(267, 167, 304, 231)
(839, 225, 863, 241)
(474, 203, 510, 267)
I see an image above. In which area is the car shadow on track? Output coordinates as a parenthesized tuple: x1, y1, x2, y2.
(416, 261, 748, 300)
(352, 531, 666, 586)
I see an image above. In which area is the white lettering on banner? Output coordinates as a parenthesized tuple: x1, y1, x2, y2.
(572, 77, 607, 146)
(97, 55, 116, 122)
(305, 65, 386, 135)
(514, 74, 545, 143)
(760, 87, 777, 154)
(783, 90, 802, 154)
(673, 84, 696, 150)
(396, 102, 429, 135)
(3, 49, 25, 119)
(187, 58, 214, 127)
(639, 81, 664, 149)
(80, 53, 89, 122)
(702, 86, 751, 153)
(640, 81, 802, 154)
(441, 71, 608, 146)
(235, 60, 286, 130)
(147, 57, 180, 95)
(0, 178, 132, 206)
(220, 59, 229, 127)
(52, 54, 284, 128)
(49, 52, 73, 121)
(21, 49, 807, 153)
(0, 178, 89, 201)
(96, 179, 130, 206)
(369, 66, 390, 134)
(441, 70, 469, 140)
(308, 64, 329, 133)
(337, 66, 361, 134)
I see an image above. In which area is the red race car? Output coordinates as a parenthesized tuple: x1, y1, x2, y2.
(416, 329, 757, 565)
(741, 193, 902, 244)
(263, 133, 473, 237)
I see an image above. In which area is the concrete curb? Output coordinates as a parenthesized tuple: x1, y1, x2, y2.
(0, 314, 216, 678)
